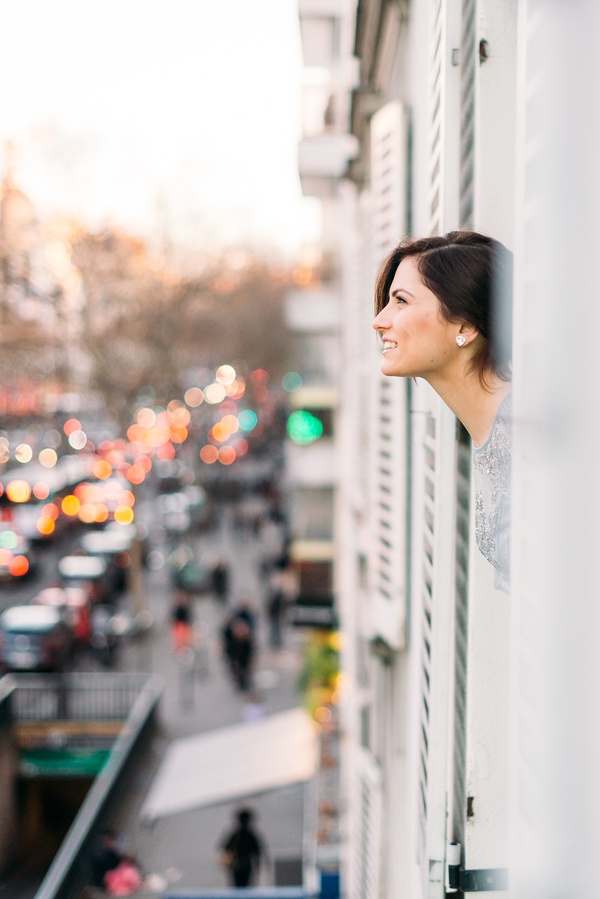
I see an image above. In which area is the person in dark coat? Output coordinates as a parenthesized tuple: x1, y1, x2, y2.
(211, 560, 229, 603)
(222, 614, 255, 691)
(88, 828, 124, 890)
(219, 807, 266, 888)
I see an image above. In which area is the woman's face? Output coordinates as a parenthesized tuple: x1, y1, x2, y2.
(372, 256, 460, 380)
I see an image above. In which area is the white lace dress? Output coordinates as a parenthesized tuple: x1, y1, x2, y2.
(472, 393, 512, 592)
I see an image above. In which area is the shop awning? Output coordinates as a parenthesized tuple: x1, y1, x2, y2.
(140, 708, 317, 822)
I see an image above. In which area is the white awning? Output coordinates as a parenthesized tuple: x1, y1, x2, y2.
(140, 708, 318, 822)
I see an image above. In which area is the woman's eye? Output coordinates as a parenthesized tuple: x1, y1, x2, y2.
(394, 295, 407, 304)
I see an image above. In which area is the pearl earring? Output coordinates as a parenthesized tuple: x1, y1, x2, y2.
(456, 335, 467, 347)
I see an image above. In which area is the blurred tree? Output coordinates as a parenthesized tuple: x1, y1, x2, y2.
(70, 229, 291, 427)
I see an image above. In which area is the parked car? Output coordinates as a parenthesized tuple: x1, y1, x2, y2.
(0, 605, 72, 672)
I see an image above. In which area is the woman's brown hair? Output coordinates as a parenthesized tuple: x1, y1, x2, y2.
(374, 231, 512, 383)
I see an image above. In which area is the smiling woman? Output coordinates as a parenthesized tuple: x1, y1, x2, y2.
(372, 231, 513, 590)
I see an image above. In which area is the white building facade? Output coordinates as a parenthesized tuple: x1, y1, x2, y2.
(297, 2, 600, 898)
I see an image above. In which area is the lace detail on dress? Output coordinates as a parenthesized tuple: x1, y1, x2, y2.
(472, 393, 512, 592)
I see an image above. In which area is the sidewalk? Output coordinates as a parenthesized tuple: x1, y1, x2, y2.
(111, 503, 308, 893)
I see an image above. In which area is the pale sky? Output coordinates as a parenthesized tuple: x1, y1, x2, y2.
(0, 0, 319, 260)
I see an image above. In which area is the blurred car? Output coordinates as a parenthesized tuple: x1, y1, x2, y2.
(80, 529, 134, 593)
(0, 605, 72, 672)
(32, 586, 91, 644)
(57, 554, 110, 604)
(0, 523, 36, 582)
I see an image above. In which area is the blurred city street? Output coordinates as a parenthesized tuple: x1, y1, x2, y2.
(110, 498, 308, 893)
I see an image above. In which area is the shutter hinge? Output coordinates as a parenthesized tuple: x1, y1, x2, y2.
(446, 843, 508, 892)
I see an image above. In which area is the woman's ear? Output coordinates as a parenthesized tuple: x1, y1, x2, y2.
(456, 323, 480, 347)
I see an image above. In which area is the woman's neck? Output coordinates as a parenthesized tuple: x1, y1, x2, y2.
(426, 369, 511, 447)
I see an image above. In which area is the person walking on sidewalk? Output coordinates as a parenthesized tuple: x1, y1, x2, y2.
(211, 560, 229, 604)
(219, 807, 267, 888)
(222, 613, 255, 691)
(170, 590, 193, 653)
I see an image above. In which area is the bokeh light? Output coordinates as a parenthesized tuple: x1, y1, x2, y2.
(38, 448, 58, 468)
(136, 407, 156, 427)
(78, 503, 97, 524)
(216, 364, 236, 386)
(126, 465, 146, 485)
(9, 555, 29, 577)
(250, 369, 269, 384)
(226, 379, 246, 399)
(93, 460, 113, 480)
(238, 410, 258, 431)
(15, 444, 33, 464)
(6, 480, 31, 503)
(204, 383, 227, 404)
(200, 445, 219, 464)
(62, 495, 80, 517)
(114, 506, 135, 525)
(36, 516, 56, 536)
(63, 419, 81, 436)
(184, 387, 204, 407)
(0, 530, 18, 550)
(33, 482, 50, 500)
(282, 371, 302, 392)
(68, 430, 87, 450)
(43, 503, 59, 521)
(218, 446, 237, 465)
(287, 410, 324, 445)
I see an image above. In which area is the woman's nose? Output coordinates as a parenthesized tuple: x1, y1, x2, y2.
(373, 309, 387, 331)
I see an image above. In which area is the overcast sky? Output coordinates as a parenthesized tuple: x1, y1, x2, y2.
(0, 0, 318, 260)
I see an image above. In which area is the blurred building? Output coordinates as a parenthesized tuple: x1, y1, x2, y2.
(296, 1, 518, 897)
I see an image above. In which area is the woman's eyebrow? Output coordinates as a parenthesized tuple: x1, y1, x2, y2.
(390, 287, 415, 298)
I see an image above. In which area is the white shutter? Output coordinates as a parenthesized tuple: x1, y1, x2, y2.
(368, 100, 409, 650)
(413, 393, 458, 899)
(356, 747, 383, 899)
(414, 1, 462, 895)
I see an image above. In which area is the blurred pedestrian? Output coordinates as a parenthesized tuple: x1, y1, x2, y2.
(87, 828, 124, 893)
(211, 560, 229, 604)
(222, 613, 255, 691)
(170, 589, 192, 652)
(218, 807, 267, 888)
(266, 585, 285, 650)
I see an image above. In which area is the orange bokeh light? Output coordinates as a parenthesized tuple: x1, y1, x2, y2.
(170, 425, 188, 444)
(6, 481, 31, 503)
(221, 414, 240, 434)
(78, 504, 97, 524)
(95, 504, 109, 523)
(156, 443, 175, 460)
(114, 505, 135, 525)
(36, 516, 56, 536)
(200, 445, 219, 464)
(127, 465, 146, 485)
(62, 495, 80, 516)
(93, 459, 113, 480)
(9, 555, 29, 577)
(218, 446, 237, 465)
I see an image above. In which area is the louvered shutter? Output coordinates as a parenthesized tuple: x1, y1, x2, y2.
(414, 1, 462, 895)
(368, 100, 409, 650)
(356, 747, 383, 899)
